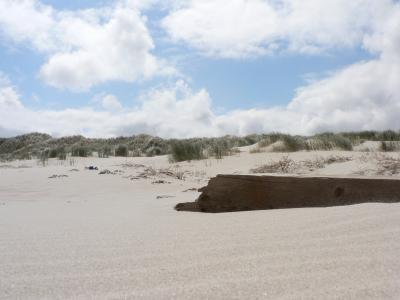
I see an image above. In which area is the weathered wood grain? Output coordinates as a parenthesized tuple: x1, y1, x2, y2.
(175, 175, 400, 212)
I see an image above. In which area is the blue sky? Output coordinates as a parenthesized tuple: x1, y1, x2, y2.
(0, 0, 399, 137)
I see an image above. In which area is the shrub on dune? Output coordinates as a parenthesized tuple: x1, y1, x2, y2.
(307, 133, 353, 151)
(380, 141, 400, 152)
(115, 145, 128, 157)
(48, 147, 66, 160)
(270, 135, 306, 152)
(209, 140, 231, 159)
(98, 146, 112, 158)
(71, 146, 91, 157)
(169, 140, 204, 162)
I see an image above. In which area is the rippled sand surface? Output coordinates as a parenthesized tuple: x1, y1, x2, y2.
(1, 153, 399, 299)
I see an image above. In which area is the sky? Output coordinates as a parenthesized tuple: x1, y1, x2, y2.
(0, 0, 399, 138)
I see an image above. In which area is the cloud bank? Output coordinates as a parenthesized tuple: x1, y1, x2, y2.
(162, 0, 395, 58)
(0, 0, 399, 137)
(1, 51, 400, 138)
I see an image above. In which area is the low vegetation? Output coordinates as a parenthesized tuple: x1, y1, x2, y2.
(306, 133, 353, 151)
(380, 141, 400, 152)
(115, 145, 129, 157)
(251, 156, 297, 173)
(374, 154, 400, 176)
(251, 155, 353, 174)
(169, 140, 204, 162)
(253, 132, 353, 152)
(71, 146, 91, 157)
(0, 130, 399, 162)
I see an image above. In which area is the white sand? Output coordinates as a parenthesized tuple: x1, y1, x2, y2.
(1, 150, 400, 299)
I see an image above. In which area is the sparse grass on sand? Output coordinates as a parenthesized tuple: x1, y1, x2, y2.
(380, 141, 400, 152)
(375, 154, 400, 175)
(251, 155, 297, 173)
(1, 130, 400, 161)
(251, 132, 353, 153)
(250, 155, 353, 174)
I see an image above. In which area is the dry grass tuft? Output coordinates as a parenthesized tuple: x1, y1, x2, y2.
(251, 155, 352, 174)
(380, 141, 400, 152)
(251, 156, 297, 173)
(375, 155, 400, 176)
(303, 155, 352, 170)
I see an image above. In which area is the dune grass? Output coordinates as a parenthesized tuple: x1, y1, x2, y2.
(115, 144, 128, 157)
(1, 130, 399, 161)
(306, 133, 353, 151)
(71, 146, 91, 157)
(98, 146, 112, 158)
(380, 141, 400, 152)
(251, 155, 352, 174)
(169, 140, 204, 162)
(254, 132, 352, 152)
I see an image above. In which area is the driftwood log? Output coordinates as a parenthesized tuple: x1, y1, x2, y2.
(175, 174, 400, 213)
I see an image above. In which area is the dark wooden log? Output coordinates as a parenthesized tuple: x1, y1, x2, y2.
(175, 175, 400, 213)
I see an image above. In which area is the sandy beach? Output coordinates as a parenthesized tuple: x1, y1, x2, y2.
(1, 148, 400, 299)
(2, 0, 400, 297)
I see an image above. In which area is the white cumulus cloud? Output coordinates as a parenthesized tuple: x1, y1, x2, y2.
(1, 58, 400, 138)
(101, 94, 123, 111)
(162, 0, 395, 58)
(0, 80, 217, 138)
(0, 0, 173, 91)
(0, 1, 399, 137)
(0, 73, 23, 109)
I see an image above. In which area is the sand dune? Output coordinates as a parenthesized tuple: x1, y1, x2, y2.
(1, 149, 400, 299)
